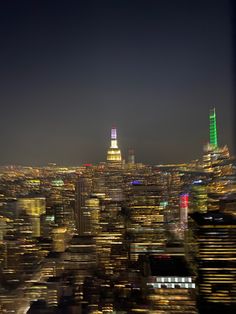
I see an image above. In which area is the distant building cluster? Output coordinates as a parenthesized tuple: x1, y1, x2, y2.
(0, 109, 235, 313)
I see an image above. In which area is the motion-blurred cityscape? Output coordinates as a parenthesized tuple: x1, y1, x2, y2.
(0, 109, 235, 313)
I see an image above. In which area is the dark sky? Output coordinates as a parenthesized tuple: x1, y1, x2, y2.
(0, 0, 233, 166)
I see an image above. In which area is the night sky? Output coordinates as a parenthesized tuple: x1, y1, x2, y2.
(0, 0, 233, 166)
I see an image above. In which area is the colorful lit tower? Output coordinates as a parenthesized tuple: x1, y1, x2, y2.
(203, 107, 219, 170)
(180, 193, 189, 229)
(106, 127, 122, 162)
(209, 107, 218, 148)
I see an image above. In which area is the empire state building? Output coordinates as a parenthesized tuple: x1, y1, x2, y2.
(106, 127, 122, 162)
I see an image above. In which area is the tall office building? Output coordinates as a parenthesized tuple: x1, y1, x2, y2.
(209, 107, 218, 148)
(203, 107, 218, 156)
(17, 197, 46, 217)
(75, 176, 93, 236)
(106, 127, 122, 163)
(16, 197, 46, 237)
(203, 108, 232, 177)
(202, 109, 234, 213)
(126, 183, 165, 261)
(180, 193, 189, 229)
(188, 211, 236, 313)
(189, 180, 208, 213)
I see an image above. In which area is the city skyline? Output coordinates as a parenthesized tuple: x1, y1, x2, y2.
(0, 0, 233, 166)
(0, 2, 235, 312)
(0, 111, 235, 313)
(0, 107, 231, 167)
(2, 107, 232, 166)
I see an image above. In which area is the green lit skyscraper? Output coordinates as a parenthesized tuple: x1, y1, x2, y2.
(209, 108, 218, 148)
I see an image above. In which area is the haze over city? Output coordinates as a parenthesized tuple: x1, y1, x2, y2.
(0, 0, 233, 165)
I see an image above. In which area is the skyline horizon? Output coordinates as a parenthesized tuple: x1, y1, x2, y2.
(0, 0, 233, 165)
(0, 107, 233, 167)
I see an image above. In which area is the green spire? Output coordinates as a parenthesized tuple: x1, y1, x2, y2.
(209, 108, 218, 148)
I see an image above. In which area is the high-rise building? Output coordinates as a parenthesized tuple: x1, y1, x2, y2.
(189, 180, 208, 213)
(203, 108, 232, 177)
(17, 197, 46, 217)
(188, 211, 236, 313)
(209, 107, 218, 148)
(126, 182, 166, 261)
(180, 193, 189, 229)
(16, 197, 46, 237)
(202, 109, 234, 213)
(106, 127, 122, 163)
(75, 176, 93, 236)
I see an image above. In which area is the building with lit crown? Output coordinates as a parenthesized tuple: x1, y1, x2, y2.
(106, 127, 122, 163)
(203, 108, 232, 177)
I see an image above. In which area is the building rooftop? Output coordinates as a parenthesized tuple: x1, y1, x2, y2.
(149, 255, 191, 276)
(190, 211, 236, 225)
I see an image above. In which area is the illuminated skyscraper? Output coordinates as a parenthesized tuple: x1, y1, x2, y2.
(188, 211, 236, 313)
(203, 108, 232, 177)
(16, 197, 46, 237)
(180, 193, 189, 229)
(106, 127, 122, 163)
(126, 183, 165, 261)
(17, 197, 46, 217)
(190, 181, 208, 213)
(209, 107, 218, 148)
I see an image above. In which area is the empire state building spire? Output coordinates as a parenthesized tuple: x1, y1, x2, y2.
(106, 127, 122, 162)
